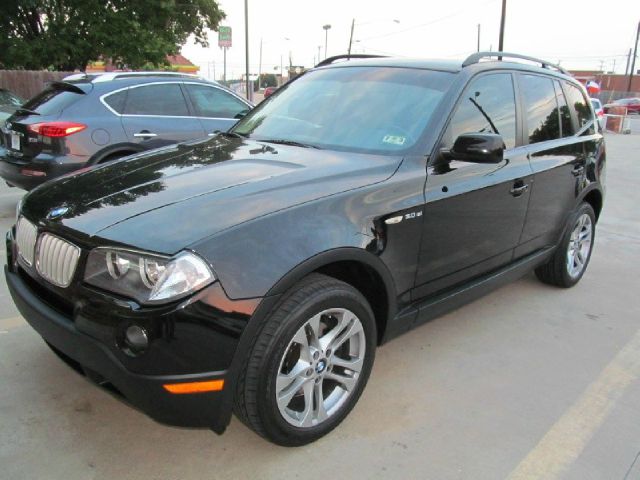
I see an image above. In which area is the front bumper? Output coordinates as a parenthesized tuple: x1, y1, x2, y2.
(5, 265, 230, 428)
(0, 148, 85, 190)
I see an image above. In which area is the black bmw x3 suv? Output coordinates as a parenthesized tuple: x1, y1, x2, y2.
(6, 52, 605, 446)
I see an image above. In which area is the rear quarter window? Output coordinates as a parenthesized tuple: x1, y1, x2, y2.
(103, 90, 127, 114)
(564, 82, 595, 135)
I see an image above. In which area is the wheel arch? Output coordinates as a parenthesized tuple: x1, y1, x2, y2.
(579, 186, 603, 221)
(88, 143, 145, 165)
(266, 248, 397, 345)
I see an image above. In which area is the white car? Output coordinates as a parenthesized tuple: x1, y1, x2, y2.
(590, 98, 604, 130)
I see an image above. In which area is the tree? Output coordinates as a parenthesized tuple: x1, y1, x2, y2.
(0, 0, 225, 71)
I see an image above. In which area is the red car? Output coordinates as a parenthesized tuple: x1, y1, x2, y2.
(263, 86, 278, 98)
(603, 97, 640, 115)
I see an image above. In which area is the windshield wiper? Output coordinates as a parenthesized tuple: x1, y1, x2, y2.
(15, 107, 40, 116)
(211, 130, 247, 139)
(260, 138, 320, 149)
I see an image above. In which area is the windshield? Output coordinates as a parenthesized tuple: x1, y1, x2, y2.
(233, 66, 453, 154)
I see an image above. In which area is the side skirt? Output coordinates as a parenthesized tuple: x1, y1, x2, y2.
(383, 246, 555, 342)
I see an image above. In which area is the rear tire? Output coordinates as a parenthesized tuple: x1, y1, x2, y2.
(535, 202, 596, 288)
(233, 273, 376, 446)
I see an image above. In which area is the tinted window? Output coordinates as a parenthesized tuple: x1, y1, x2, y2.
(124, 83, 188, 116)
(233, 67, 452, 154)
(185, 84, 248, 118)
(521, 74, 560, 143)
(22, 86, 83, 115)
(104, 90, 127, 113)
(0, 90, 22, 106)
(444, 73, 516, 149)
(564, 82, 595, 134)
(554, 81, 573, 137)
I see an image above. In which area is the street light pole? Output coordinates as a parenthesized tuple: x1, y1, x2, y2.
(323, 24, 331, 59)
(627, 20, 640, 93)
(258, 37, 263, 90)
(477, 24, 481, 52)
(348, 19, 355, 55)
(498, 0, 506, 57)
(244, 0, 250, 101)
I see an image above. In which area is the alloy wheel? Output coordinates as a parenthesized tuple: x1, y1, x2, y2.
(275, 308, 366, 428)
(566, 213, 593, 279)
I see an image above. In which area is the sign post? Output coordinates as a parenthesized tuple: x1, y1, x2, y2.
(218, 26, 232, 83)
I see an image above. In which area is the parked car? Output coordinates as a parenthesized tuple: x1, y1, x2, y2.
(603, 97, 640, 115)
(0, 88, 24, 123)
(0, 72, 252, 190)
(6, 52, 605, 446)
(590, 98, 604, 129)
(263, 86, 278, 98)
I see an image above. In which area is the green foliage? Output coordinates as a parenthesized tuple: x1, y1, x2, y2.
(0, 0, 225, 71)
(256, 73, 277, 91)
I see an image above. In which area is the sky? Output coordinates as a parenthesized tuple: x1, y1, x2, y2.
(181, 0, 640, 82)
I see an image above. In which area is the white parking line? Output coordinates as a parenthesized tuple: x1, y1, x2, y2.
(507, 328, 640, 480)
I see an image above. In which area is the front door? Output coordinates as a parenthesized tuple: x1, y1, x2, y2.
(413, 72, 533, 299)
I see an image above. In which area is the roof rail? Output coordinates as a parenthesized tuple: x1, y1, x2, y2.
(90, 71, 203, 83)
(462, 51, 569, 75)
(315, 54, 387, 68)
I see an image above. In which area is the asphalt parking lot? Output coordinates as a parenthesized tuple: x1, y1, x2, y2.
(0, 133, 639, 480)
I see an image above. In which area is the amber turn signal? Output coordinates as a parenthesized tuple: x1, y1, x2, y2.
(163, 379, 224, 394)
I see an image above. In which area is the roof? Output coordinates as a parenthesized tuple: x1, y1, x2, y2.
(166, 54, 196, 66)
(318, 57, 463, 73)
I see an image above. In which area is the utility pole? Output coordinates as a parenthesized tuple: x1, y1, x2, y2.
(280, 55, 283, 85)
(348, 19, 355, 55)
(323, 24, 331, 59)
(498, 0, 506, 57)
(625, 48, 632, 76)
(317, 45, 321, 63)
(258, 37, 263, 90)
(628, 20, 639, 93)
(477, 24, 481, 52)
(244, 0, 250, 101)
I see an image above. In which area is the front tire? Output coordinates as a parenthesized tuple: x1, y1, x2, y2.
(234, 273, 376, 446)
(535, 202, 596, 288)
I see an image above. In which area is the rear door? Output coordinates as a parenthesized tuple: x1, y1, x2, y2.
(414, 72, 533, 299)
(120, 82, 205, 148)
(516, 76, 591, 257)
(182, 82, 251, 134)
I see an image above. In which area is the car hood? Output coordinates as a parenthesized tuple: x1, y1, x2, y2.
(22, 136, 401, 253)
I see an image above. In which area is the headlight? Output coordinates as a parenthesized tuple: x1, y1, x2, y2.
(84, 248, 215, 305)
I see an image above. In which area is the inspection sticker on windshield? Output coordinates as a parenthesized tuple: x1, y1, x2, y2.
(382, 135, 406, 145)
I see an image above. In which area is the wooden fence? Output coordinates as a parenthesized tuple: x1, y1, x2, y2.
(0, 70, 74, 100)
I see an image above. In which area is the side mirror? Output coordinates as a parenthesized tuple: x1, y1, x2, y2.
(448, 133, 505, 164)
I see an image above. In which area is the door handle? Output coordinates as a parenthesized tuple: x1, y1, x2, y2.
(572, 165, 585, 177)
(510, 182, 529, 197)
(133, 131, 157, 138)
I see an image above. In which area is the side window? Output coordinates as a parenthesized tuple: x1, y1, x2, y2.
(564, 82, 595, 135)
(104, 90, 127, 114)
(521, 74, 560, 144)
(444, 73, 516, 150)
(184, 84, 249, 118)
(124, 83, 189, 116)
(554, 81, 573, 137)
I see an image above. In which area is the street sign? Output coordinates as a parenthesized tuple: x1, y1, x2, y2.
(218, 26, 232, 48)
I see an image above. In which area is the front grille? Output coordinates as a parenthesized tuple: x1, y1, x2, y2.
(16, 217, 37, 265)
(35, 233, 81, 288)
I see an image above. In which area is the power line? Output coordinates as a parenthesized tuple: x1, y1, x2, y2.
(358, 0, 499, 43)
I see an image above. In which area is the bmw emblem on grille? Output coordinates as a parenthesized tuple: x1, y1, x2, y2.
(47, 206, 69, 220)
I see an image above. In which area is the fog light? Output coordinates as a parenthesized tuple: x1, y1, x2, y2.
(124, 325, 148, 353)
